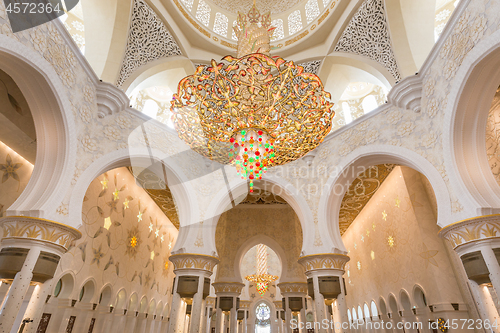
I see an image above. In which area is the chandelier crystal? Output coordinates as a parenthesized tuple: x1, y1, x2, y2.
(245, 244, 278, 295)
(171, 4, 334, 182)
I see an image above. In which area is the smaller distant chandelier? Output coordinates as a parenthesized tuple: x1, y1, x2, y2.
(245, 244, 278, 296)
(171, 3, 334, 191)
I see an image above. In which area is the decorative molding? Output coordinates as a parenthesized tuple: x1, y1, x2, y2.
(0, 216, 82, 251)
(386, 75, 423, 113)
(117, 0, 182, 87)
(298, 60, 322, 76)
(239, 190, 287, 205)
(334, 0, 401, 81)
(169, 253, 219, 272)
(96, 81, 130, 118)
(277, 282, 308, 294)
(212, 281, 245, 294)
(439, 214, 500, 249)
(297, 253, 350, 271)
(239, 300, 252, 308)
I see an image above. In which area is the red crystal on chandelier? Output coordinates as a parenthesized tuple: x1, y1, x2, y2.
(229, 129, 275, 192)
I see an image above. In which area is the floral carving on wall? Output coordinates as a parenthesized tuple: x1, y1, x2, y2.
(334, 0, 401, 81)
(116, 0, 182, 87)
(486, 87, 500, 184)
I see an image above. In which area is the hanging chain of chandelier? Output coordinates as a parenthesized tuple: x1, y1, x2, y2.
(245, 244, 278, 296)
(171, 4, 335, 192)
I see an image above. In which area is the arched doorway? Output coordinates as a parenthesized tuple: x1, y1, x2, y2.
(255, 302, 271, 333)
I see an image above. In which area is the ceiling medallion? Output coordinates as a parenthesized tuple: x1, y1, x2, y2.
(171, 3, 334, 191)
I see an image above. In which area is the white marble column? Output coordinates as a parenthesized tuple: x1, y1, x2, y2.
(480, 245, 500, 297)
(169, 278, 183, 333)
(24, 278, 56, 333)
(299, 297, 306, 333)
(215, 302, 223, 333)
(312, 275, 328, 333)
(337, 282, 350, 333)
(468, 280, 500, 333)
(190, 276, 206, 333)
(230, 298, 238, 333)
(284, 297, 292, 333)
(0, 246, 41, 333)
(201, 306, 210, 333)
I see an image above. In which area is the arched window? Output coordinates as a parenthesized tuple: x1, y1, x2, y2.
(271, 19, 284, 40)
(143, 100, 159, 119)
(364, 303, 370, 319)
(288, 10, 302, 35)
(232, 20, 238, 40)
(181, 0, 194, 11)
(213, 13, 228, 37)
(347, 309, 352, 323)
(362, 95, 378, 113)
(256, 303, 271, 333)
(371, 301, 379, 317)
(357, 306, 363, 322)
(196, 0, 211, 27)
(352, 307, 357, 321)
(305, 0, 320, 24)
(342, 102, 352, 124)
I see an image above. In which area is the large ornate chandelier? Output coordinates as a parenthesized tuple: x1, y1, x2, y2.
(245, 244, 278, 296)
(171, 4, 334, 191)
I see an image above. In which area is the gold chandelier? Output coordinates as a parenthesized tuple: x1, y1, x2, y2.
(171, 4, 334, 191)
(245, 244, 278, 296)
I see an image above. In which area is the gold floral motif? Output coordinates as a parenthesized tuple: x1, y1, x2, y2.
(212, 282, 245, 294)
(285, 30, 309, 46)
(169, 253, 219, 272)
(318, 9, 329, 25)
(0, 154, 22, 184)
(277, 282, 307, 294)
(439, 215, 500, 249)
(297, 253, 350, 272)
(220, 40, 237, 49)
(0, 216, 81, 251)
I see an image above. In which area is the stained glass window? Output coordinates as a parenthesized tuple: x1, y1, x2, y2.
(256, 303, 271, 321)
(271, 19, 284, 40)
(196, 0, 211, 27)
(306, 0, 320, 24)
(213, 12, 228, 37)
(288, 10, 303, 35)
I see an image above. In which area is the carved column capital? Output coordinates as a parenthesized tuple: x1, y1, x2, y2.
(297, 253, 350, 273)
(239, 300, 251, 309)
(439, 214, 500, 250)
(169, 253, 219, 274)
(277, 282, 308, 295)
(212, 282, 245, 295)
(0, 216, 82, 253)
